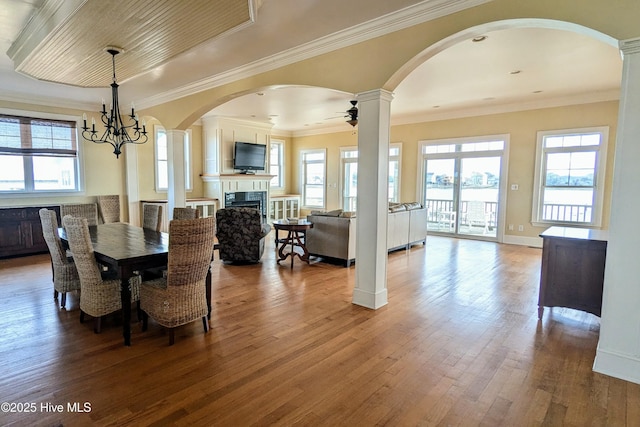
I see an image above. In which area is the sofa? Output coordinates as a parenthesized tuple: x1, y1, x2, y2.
(305, 203, 427, 267)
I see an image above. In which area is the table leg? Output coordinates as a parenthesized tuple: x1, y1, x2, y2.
(206, 264, 212, 320)
(121, 276, 132, 346)
(277, 230, 291, 264)
(290, 231, 295, 269)
(294, 231, 310, 264)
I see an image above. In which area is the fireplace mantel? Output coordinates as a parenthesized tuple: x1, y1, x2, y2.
(201, 173, 274, 182)
(202, 174, 275, 214)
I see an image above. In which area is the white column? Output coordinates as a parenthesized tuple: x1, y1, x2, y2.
(166, 129, 187, 220)
(593, 37, 640, 385)
(352, 89, 393, 309)
(124, 143, 140, 226)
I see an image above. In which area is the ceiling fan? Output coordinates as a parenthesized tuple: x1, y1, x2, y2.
(325, 100, 358, 127)
(345, 100, 358, 127)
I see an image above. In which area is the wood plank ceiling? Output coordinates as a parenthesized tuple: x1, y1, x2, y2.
(7, 0, 258, 87)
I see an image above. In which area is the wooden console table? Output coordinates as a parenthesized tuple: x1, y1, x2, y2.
(538, 226, 608, 319)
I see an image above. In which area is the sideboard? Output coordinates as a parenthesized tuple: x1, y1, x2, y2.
(0, 205, 60, 258)
(538, 226, 608, 319)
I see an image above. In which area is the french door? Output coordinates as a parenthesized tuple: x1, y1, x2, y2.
(422, 138, 506, 241)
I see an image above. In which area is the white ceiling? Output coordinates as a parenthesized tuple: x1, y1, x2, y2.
(0, 0, 623, 135)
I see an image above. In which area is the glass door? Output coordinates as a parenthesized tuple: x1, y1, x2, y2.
(424, 158, 457, 234)
(458, 156, 500, 238)
(422, 139, 505, 241)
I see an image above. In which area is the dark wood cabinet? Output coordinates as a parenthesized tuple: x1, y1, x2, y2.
(0, 205, 60, 258)
(538, 226, 608, 319)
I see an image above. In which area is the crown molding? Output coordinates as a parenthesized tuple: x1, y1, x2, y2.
(0, 90, 95, 112)
(390, 89, 620, 125)
(138, 0, 492, 109)
(619, 37, 640, 55)
(277, 89, 620, 138)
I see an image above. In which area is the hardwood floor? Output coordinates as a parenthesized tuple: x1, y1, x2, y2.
(1, 235, 639, 426)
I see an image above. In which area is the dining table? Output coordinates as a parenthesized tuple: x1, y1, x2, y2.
(59, 222, 213, 346)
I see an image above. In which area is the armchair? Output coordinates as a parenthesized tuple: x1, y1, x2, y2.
(216, 207, 271, 263)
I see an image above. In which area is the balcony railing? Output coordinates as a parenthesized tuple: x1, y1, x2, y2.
(426, 199, 594, 231)
(542, 204, 592, 223)
(426, 199, 498, 231)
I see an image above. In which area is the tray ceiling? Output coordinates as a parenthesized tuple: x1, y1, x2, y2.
(7, 0, 258, 87)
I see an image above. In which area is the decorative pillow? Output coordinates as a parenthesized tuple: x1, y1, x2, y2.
(310, 210, 326, 215)
(324, 209, 343, 217)
(403, 202, 422, 210)
(339, 211, 356, 218)
(388, 204, 407, 212)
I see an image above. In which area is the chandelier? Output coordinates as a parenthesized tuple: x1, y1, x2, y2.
(81, 47, 147, 158)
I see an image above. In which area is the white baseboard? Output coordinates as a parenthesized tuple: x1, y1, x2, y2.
(502, 234, 543, 248)
(593, 346, 640, 385)
(352, 288, 388, 309)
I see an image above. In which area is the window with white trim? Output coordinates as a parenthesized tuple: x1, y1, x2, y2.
(0, 112, 81, 193)
(269, 139, 284, 188)
(155, 126, 192, 192)
(339, 143, 402, 210)
(301, 149, 326, 208)
(532, 127, 608, 226)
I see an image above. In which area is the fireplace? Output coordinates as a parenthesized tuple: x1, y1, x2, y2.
(224, 191, 267, 219)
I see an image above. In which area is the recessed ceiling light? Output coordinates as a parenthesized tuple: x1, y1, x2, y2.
(533, 90, 543, 94)
(472, 35, 487, 42)
(483, 97, 495, 101)
(510, 70, 521, 75)
(256, 92, 264, 96)
(433, 105, 440, 109)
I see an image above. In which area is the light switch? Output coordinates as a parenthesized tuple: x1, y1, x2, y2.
(511, 184, 519, 190)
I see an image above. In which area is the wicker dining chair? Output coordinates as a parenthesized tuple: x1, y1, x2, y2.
(142, 204, 163, 232)
(62, 215, 141, 333)
(172, 207, 199, 220)
(140, 217, 215, 345)
(97, 195, 121, 223)
(60, 203, 99, 226)
(39, 209, 81, 309)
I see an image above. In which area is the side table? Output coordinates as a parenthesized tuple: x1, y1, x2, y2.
(272, 219, 314, 268)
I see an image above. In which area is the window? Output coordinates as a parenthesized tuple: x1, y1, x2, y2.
(269, 139, 284, 188)
(0, 112, 80, 193)
(388, 145, 401, 203)
(339, 143, 402, 210)
(155, 126, 191, 192)
(301, 149, 326, 208)
(532, 127, 608, 226)
(340, 148, 358, 211)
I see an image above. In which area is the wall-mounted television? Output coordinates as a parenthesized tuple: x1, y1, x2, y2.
(233, 141, 266, 173)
